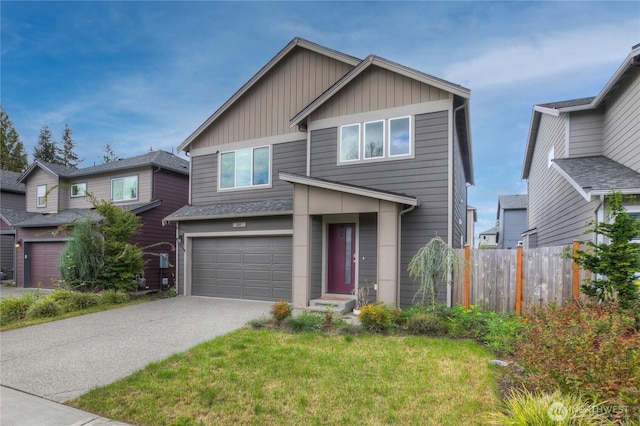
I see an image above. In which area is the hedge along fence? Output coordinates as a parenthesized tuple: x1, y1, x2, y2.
(452, 243, 591, 313)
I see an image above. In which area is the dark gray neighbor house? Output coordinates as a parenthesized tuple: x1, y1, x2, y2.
(521, 44, 640, 248)
(497, 194, 527, 249)
(0, 169, 27, 280)
(11, 150, 189, 290)
(166, 38, 474, 309)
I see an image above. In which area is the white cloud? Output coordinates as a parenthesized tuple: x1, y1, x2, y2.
(441, 21, 638, 90)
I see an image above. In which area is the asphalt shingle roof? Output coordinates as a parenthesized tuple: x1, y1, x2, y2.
(165, 199, 294, 221)
(498, 195, 528, 210)
(553, 156, 640, 192)
(0, 208, 40, 226)
(0, 170, 26, 193)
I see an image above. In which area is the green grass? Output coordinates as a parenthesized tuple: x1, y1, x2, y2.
(70, 328, 499, 425)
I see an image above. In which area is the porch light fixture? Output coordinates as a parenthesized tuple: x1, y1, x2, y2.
(14, 239, 22, 248)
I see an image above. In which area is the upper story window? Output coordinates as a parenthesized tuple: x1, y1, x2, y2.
(36, 185, 47, 207)
(219, 146, 270, 190)
(71, 182, 87, 198)
(111, 176, 138, 202)
(339, 116, 411, 164)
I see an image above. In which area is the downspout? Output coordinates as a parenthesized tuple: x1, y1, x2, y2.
(594, 195, 605, 245)
(397, 204, 417, 306)
(305, 121, 311, 176)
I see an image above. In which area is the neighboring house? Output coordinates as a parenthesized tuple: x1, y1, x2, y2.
(522, 44, 640, 247)
(166, 38, 474, 308)
(466, 205, 477, 248)
(0, 169, 27, 280)
(12, 150, 189, 289)
(496, 194, 527, 249)
(478, 226, 498, 248)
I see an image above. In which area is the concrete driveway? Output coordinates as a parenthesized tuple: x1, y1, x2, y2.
(0, 296, 272, 402)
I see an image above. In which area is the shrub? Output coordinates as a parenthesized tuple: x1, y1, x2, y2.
(27, 298, 62, 319)
(359, 302, 393, 333)
(271, 300, 292, 324)
(406, 312, 449, 336)
(286, 311, 323, 333)
(65, 291, 101, 311)
(485, 388, 618, 425)
(0, 294, 37, 325)
(100, 289, 129, 305)
(516, 301, 639, 409)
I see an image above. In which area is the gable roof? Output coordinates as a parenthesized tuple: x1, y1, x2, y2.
(0, 208, 39, 227)
(19, 150, 188, 183)
(552, 155, 640, 201)
(177, 38, 361, 152)
(0, 170, 26, 193)
(498, 194, 528, 210)
(522, 44, 640, 179)
(479, 226, 498, 236)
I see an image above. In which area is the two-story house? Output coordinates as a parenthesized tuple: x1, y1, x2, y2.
(521, 44, 640, 248)
(478, 226, 498, 249)
(166, 38, 473, 308)
(496, 194, 527, 249)
(12, 150, 189, 289)
(1, 169, 28, 280)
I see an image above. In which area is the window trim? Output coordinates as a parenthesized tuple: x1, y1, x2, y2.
(363, 120, 385, 160)
(218, 145, 272, 191)
(388, 116, 412, 158)
(338, 116, 413, 165)
(339, 123, 361, 163)
(111, 175, 139, 202)
(36, 184, 47, 208)
(70, 182, 87, 198)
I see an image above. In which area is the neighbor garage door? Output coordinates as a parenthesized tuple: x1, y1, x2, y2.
(191, 236, 292, 301)
(28, 242, 65, 288)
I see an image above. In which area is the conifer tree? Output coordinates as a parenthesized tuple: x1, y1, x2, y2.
(33, 123, 63, 164)
(61, 124, 80, 168)
(102, 144, 117, 163)
(0, 106, 28, 171)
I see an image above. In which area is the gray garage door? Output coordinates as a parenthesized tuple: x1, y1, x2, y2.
(191, 236, 292, 301)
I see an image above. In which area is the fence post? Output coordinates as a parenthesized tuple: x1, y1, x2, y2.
(572, 241, 580, 299)
(515, 246, 523, 313)
(464, 245, 470, 309)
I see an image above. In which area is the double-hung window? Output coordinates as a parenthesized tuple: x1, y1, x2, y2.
(219, 146, 270, 190)
(71, 182, 87, 198)
(36, 185, 47, 207)
(112, 176, 138, 201)
(339, 116, 411, 163)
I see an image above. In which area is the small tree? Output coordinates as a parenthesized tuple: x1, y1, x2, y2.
(573, 192, 640, 309)
(408, 236, 464, 308)
(58, 219, 103, 291)
(0, 106, 28, 171)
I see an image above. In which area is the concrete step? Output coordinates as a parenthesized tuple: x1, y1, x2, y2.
(309, 298, 355, 315)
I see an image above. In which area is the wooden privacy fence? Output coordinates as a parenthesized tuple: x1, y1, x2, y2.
(452, 243, 591, 313)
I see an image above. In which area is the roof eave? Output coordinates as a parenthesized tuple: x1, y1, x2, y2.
(164, 209, 293, 223)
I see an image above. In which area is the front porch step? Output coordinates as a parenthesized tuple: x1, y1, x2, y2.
(308, 298, 355, 315)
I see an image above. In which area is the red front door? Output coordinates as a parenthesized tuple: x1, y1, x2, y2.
(327, 223, 356, 294)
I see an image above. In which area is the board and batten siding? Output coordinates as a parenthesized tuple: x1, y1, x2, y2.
(309, 66, 450, 121)
(190, 140, 306, 206)
(61, 167, 153, 209)
(176, 215, 293, 294)
(309, 110, 451, 307)
(25, 168, 59, 212)
(190, 47, 353, 151)
(568, 110, 603, 157)
(528, 113, 597, 246)
(603, 67, 640, 172)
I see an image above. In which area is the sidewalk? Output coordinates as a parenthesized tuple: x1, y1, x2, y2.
(0, 386, 131, 426)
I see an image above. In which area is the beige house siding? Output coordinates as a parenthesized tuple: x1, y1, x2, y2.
(309, 66, 450, 121)
(190, 47, 353, 150)
(568, 110, 603, 157)
(25, 168, 59, 213)
(603, 68, 640, 171)
(60, 167, 153, 209)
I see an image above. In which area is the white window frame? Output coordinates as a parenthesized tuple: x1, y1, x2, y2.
(363, 120, 385, 160)
(111, 175, 138, 202)
(70, 182, 87, 198)
(388, 116, 412, 158)
(36, 184, 47, 207)
(339, 124, 361, 163)
(218, 145, 271, 191)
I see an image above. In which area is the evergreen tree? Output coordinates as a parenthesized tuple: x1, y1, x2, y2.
(33, 123, 63, 164)
(60, 124, 80, 168)
(0, 105, 28, 172)
(102, 144, 117, 163)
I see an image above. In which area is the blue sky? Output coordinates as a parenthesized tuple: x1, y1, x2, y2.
(2, 1, 639, 237)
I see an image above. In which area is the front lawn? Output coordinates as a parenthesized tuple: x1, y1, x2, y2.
(71, 328, 499, 425)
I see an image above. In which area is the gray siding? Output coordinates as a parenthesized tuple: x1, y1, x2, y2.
(190, 140, 306, 206)
(499, 209, 527, 249)
(358, 213, 378, 302)
(528, 113, 597, 246)
(603, 67, 640, 171)
(1, 191, 25, 210)
(0, 233, 15, 279)
(569, 111, 603, 157)
(310, 216, 323, 299)
(452, 128, 467, 248)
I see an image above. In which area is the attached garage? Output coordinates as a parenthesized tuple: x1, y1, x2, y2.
(190, 236, 292, 301)
(27, 241, 65, 288)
